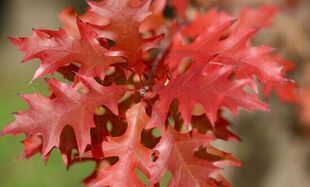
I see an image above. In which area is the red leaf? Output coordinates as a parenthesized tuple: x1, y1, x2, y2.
(152, 127, 240, 186)
(84, 102, 155, 187)
(148, 63, 268, 128)
(1, 77, 127, 155)
(165, 6, 296, 104)
(165, 18, 235, 74)
(10, 19, 122, 80)
(86, 0, 162, 73)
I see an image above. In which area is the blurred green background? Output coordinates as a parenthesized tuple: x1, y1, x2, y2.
(0, 0, 310, 187)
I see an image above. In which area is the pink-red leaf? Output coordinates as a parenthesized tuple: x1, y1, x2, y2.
(152, 127, 240, 186)
(148, 63, 268, 128)
(84, 102, 155, 187)
(10, 19, 122, 80)
(1, 77, 127, 155)
(87, 0, 162, 73)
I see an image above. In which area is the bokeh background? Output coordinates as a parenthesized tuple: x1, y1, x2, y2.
(0, 0, 309, 186)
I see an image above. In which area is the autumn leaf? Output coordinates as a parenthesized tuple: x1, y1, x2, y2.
(86, 0, 163, 73)
(84, 102, 155, 187)
(10, 19, 123, 80)
(148, 63, 268, 128)
(1, 77, 127, 155)
(151, 127, 240, 186)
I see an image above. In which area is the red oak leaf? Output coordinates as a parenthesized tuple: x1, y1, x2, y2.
(223, 6, 296, 103)
(87, 0, 163, 73)
(10, 19, 122, 80)
(84, 102, 155, 187)
(1, 77, 127, 155)
(23, 106, 129, 167)
(215, 35, 297, 103)
(151, 127, 240, 186)
(148, 63, 268, 128)
(166, 7, 296, 103)
(165, 18, 235, 74)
